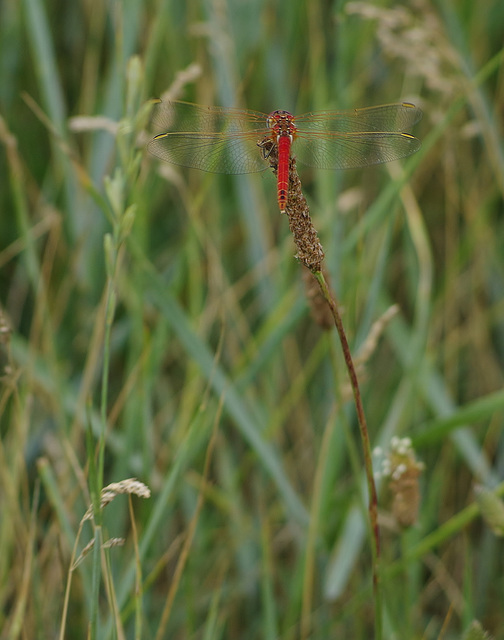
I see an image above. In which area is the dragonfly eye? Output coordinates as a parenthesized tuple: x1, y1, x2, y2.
(266, 115, 276, 129)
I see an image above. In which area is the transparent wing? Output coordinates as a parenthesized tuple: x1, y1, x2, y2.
(293, 103, 422, 169)
(293, 103, 422, 133)
(148, 100, 272, 174)
(148, 100, 422, 173)
(293, 131, 421, 169)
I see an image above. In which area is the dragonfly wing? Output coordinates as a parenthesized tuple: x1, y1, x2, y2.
(294, 131, 421, 169)
(148, 100, 271, 174)
(148, 132, 270, 174)
(294, 103, 422, 133)
(150, 100, 270, 134)
(293, 103, 421, 169)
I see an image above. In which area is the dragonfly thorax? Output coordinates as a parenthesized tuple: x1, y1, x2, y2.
(266, 110, 297, 142)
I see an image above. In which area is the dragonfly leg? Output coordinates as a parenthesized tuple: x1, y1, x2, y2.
(257, 137, 276, 160)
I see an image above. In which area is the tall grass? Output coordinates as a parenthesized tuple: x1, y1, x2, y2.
(1, 0, 504, 638)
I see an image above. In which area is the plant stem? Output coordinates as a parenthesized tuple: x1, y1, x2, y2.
(265, 147, 383, 638)
(313, 270, 382, 640)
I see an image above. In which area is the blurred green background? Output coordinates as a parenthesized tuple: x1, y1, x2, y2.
(1, 0, 504, 638)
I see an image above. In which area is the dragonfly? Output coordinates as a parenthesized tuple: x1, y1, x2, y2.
(148, 100, 422, 213)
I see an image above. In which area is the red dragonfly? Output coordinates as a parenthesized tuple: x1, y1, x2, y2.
(148, 100, 421, 213)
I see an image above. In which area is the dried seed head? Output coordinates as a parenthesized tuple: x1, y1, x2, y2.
(284, 157, 325, 272)
(260, 136, 325, 272)
(346, 1, 460, 97)
(474, 485, 504, 538)
(82, 478, 151, 522)
(374, 437, 424, 528)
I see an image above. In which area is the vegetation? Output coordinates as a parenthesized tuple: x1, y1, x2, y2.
(0, 0, 503, 638)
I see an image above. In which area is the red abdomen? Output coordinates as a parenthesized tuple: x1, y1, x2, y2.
(277, 136, 291, 213)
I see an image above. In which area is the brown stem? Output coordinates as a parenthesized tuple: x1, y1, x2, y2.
(263, 141, 383, 639)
